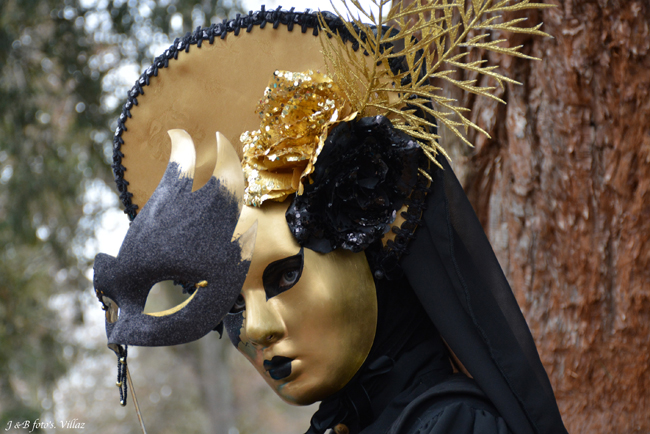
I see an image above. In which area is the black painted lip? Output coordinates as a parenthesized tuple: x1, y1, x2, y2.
(263, 356, 294, 380)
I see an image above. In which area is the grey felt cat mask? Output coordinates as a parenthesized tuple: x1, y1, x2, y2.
(93, 130, 256, 347)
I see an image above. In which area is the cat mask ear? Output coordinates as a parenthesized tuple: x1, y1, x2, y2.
(93, 131, 256, 347)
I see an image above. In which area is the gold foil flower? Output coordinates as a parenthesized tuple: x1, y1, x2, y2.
(241, 70, 356, 206)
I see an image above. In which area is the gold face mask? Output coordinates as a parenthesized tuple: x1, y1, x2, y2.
(224, 201, 378, 405)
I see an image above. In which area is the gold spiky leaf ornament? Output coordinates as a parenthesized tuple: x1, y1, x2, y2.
(318, 0, 552, 168)
(238, 0, 552, 206)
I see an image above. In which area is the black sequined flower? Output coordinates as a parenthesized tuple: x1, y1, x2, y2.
(286, 115, 420, 253)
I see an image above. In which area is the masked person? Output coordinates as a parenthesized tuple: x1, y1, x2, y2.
(93, 4, 569, 434)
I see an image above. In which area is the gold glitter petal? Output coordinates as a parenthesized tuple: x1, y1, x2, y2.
(240, 70, 351, 206)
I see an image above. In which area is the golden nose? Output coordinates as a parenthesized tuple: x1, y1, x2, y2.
(242, 289, 284, 347)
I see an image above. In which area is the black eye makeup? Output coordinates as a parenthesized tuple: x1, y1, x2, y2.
(227, 248, 304, 314)
(262, 248, 304, 300)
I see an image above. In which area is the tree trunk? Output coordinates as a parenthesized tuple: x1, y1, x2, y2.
(448, 0, 650, 432)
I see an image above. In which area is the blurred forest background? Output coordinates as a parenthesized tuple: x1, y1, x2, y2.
(0, 0, 648, 433)
(0, 0, 316, 433)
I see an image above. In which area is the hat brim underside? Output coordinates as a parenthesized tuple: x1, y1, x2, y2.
(118, 14, 346, 216)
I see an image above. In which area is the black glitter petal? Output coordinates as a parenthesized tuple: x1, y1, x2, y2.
(286, 115, 420, 253)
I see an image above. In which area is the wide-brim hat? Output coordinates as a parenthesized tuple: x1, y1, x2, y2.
(114, 9, 377, 218)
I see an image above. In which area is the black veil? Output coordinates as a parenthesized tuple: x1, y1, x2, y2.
(401, 156, 568, 434)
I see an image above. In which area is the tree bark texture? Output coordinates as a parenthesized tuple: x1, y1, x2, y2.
(438, 0, 650, 432)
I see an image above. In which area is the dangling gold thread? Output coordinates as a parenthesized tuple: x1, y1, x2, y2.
(126, 367, 148, 434)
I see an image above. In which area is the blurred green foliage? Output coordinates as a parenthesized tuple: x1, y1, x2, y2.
(0, 0, 243, 425)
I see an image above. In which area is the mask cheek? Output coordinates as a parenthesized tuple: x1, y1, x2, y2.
(237, 339, 259, 362)
(224, 312, 244, 347)
(224, 312, 260, 362)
